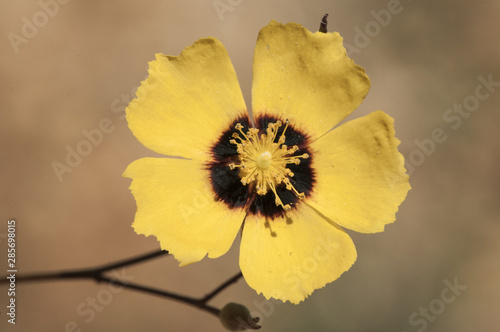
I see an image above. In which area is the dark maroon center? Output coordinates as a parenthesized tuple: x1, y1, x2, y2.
(206, 114, 315, 219)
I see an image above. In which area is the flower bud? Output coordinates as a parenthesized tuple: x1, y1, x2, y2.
(219, 302, 261, 331)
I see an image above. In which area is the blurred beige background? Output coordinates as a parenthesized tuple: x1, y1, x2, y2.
(1, 0, 499, 331)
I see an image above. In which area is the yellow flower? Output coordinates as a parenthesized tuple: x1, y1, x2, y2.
(123, 20, 410, 304)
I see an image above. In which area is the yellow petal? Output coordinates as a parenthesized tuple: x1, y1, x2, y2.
(123, 157, 245, 265)
(252, 20, 370, 138)
(126, 38, 247, 160)
(308, 111, 411, 233)
(239, 204, 357, 304)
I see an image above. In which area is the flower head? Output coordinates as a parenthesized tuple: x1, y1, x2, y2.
(123, 20, 410, 304)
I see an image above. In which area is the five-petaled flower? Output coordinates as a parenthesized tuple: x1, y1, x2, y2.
(123, 20, 410, 304)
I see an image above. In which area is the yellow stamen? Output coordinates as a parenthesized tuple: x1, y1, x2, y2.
(229, 120, 308, 210)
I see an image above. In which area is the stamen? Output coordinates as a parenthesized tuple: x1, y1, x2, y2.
(228, 119, 308, 211)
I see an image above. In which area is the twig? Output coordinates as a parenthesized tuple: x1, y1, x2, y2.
(97, 275, 221, 316)
(201, 271, 243, 304)
(9, 249, 169, 282)
(0, 249, 243, 318)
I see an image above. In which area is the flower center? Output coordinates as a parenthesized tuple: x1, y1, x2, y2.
(228, 120, 309, 211)
(256, 151, 272, 169)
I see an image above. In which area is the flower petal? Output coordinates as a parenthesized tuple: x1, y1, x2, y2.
(126, 38, 247, 160)
(308, 111, 411, 233)
(239, 204, 357, 304)
(252, 20, 370, 138)
(123, 157, 245, 265)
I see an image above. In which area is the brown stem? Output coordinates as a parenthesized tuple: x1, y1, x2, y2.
(0, 249, 243, 318)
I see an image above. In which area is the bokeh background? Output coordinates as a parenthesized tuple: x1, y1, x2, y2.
(1, 0, 499, 331)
